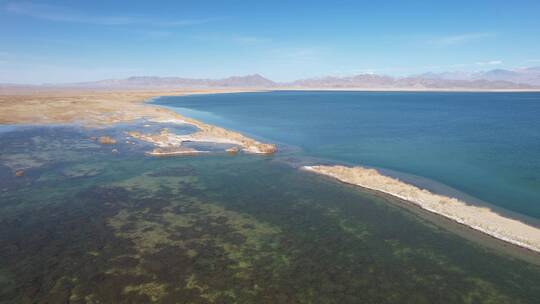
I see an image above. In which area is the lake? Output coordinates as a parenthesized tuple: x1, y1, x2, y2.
(155, 91, 540, 220)
(1, 92, 540, 302)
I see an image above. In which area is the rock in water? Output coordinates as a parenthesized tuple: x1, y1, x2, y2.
(15, 170, 24, 177)
(98, 136, 117, 145)
(258, 143, 277, 154)
(226, 147, 240, 155)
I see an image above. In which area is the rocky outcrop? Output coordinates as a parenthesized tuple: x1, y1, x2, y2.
(98, 136, 117, 145)
(242, 143, 277, 154)
(128, 127, 277, 156)
(226, 147, 240, 155)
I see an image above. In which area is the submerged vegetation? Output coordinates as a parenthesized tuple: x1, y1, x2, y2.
(1, 124, 540, 303)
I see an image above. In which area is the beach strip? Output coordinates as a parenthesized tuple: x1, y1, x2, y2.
(302, 165, 540, 254)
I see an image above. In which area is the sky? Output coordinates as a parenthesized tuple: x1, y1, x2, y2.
(1, 0, 540, 84)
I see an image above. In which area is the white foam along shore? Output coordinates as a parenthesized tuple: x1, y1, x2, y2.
(302, 165, 540, 254)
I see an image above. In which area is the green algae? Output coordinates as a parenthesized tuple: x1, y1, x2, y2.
(112, 171, 203, 197)
(60, 162, 106, 179)
(1, 125, 540, 303)
(0, 271, 12, 298)
(123, 282, 168, 303)
(106, 176, 286, 301)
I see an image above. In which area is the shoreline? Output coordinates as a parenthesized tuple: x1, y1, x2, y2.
(2, 88, 540, 259)
(302, 165, 540, 255)
(150, 92, 540, 258)
(272, 87, 540, 93)
(0, 88, 277, 155)
(327, 175, 540, 266)
(3, 87, 540, 95)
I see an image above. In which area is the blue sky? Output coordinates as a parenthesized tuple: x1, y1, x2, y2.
(1, 0, 540, 83)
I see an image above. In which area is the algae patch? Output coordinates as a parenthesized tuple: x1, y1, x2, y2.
(104, 170, 287, 302)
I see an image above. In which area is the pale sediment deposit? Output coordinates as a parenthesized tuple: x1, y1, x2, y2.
(147, 147, 209, 156)
(128, 126, 276, 155)
(302, 165, 540, 253)
(97, 136, 117, 145)
(0, 89, 277, 156)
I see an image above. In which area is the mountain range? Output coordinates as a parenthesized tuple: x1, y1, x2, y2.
(418, 67, 540, 86)
(2, 67, 540, 91)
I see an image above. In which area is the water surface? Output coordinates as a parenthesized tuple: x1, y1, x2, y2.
(155, 91, 540, 219)
(1, 111, 540, 302)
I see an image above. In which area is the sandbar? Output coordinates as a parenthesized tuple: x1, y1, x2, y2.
(303, 165, 540, 254)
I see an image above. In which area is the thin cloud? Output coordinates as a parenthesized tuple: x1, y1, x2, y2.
(233, 36, 271, 44)
(430, 33, 495, 46)
(191, 34, 270, 45)
(344, 61, 508, 76)
(0, 60, 143, 84)
(159, 18, 221, 26)
(143, 30, 173, 39)
(476, 60, 503, 66)
(4, 1, 217, 26)
(349, 66, 437, 75)
(5, 2, 137, 25)
(269, 48, 321, 63)
(0, 52, 9, 65)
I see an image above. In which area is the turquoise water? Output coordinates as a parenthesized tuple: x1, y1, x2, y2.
(154, 91, 540, 219)
(3, 95, 540, 302)
(2, 123, 540, 302)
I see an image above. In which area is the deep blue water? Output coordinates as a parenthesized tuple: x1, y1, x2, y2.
(154, 91, 540, 219)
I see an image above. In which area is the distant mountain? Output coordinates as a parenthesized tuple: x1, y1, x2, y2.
(64, 74, 277, 89)
(2, 69, 540, 92)
(419, 67, 540, 86)
(289, 74, 535, 90)
(211, 74, 276, 87)
(291, 74, 395, 88)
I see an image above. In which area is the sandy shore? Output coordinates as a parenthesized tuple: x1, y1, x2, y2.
(303, 165, 540, 254)
(0, 88, 276, 154)
(127, 127, 275, 155)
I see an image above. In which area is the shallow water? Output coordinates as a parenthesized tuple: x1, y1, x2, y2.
(154, 91, 540, 220)
(1, 123, 540, 303)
